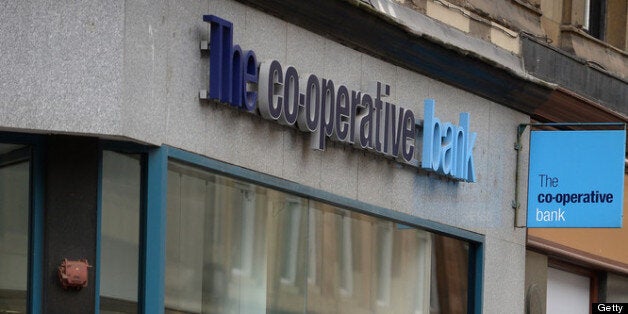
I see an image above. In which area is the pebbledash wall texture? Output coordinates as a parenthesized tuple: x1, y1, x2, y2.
(1, 0, 530, 313)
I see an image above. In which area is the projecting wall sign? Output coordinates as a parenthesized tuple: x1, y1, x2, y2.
(527, 130, 625, 228)
(202, 15, 477, 182)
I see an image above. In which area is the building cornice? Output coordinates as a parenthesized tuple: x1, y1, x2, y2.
(236, 0, 626, 125)
(528, 235, 628, 276)
(236, 0, 549, 112)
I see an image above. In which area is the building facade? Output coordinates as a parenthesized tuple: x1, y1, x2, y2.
(0, 0, 625, 313)
(515, 0, 628, 313)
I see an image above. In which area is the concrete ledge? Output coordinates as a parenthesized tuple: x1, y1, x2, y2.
(235, 0, 552, 117)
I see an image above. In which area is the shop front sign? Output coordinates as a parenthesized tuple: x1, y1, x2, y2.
(203, 15, 476, 182)
(527, 130, 625, 227)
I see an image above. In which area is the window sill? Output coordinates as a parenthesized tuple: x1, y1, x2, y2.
(559, 25, 628, 80)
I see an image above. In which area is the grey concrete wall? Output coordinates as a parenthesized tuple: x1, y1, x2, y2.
(524, 250, 548, 314)
(0, 0, 529, 312)
(0, 1, 125, 136)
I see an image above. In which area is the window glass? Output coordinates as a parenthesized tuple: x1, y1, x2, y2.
(546, 267, 590, 314)
(584, 0, 606, 39)
(431, 234, 469, 314)
(0, 144, 30, 313)
(100, 151, 141, 313)
(165, 160, 470, 313)
(306, 203, 436, 314)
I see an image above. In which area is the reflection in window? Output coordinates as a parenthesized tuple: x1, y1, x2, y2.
(100, 151, 141, 313)
(307, 203, 318, 286)
(0, 144, 30, 314)
(231, 183, 255, 278)
(338, 214, 354, 297)
(280, 199, 302, 285)
(414, 231, 432, 314)
(164, 160, 471, 314)
(166, 163, 271, 313)
(432, 235, 469, 314)
(376, 222, 393, 306)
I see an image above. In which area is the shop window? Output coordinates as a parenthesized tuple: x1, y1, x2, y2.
(99, 151, 141, 313)
(164, 159, 472, 314)
(547, 267, 590, 313)
(0, 144, 30, 313)
(165, 163, 274, 313)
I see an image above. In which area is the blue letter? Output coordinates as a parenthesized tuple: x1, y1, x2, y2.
(460, 112, 476, 182)
(231, 45, 243, 107)
(204, 15, 233, 103)
(453, 125, 465, 179)
(440, 123, 454, 175)
(422, 99, 441, 172)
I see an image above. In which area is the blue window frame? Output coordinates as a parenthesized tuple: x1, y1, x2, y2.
(0, 132, 44, 314)
(162, 145, 485, 314)
(96, 142, 166, 314)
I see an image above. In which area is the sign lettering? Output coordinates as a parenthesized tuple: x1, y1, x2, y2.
(203, 15, 477, 182)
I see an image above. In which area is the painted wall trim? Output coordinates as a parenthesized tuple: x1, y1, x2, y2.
(30, 137, 45, 314)
(528, 235, 628, 276)
(468, 241, 485, 314)
(94, 145, 104, 314)
(99, 141, 166, 314)
(141, 146, 167, 314)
